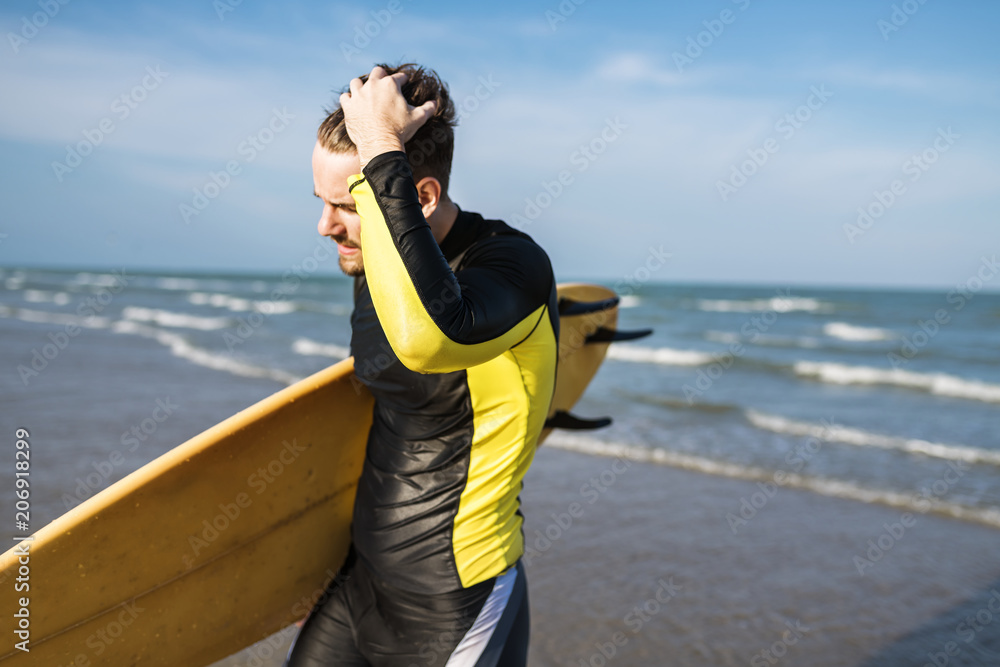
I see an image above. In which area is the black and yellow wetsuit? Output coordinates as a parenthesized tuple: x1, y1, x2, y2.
(287, 152, 558, 667)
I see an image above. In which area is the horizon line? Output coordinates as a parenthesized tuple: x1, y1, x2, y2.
(3, 263, 999, 296)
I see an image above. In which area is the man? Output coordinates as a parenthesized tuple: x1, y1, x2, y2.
(286, 63, 559, 666)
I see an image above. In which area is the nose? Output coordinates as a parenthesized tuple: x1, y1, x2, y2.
(317, 204, 344, 238)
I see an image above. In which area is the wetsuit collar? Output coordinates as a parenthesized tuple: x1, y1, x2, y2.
(437, 205, 482, 263)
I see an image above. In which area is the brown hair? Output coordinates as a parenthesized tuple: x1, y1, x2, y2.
(317, 63, 457, 195)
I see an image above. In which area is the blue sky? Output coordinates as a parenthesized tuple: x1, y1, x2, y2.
(0, 0, 997, 288)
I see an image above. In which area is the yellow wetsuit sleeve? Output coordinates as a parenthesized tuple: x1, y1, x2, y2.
(349, 151, 553, 374)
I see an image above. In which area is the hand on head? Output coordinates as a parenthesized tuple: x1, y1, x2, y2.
(339, 66, 438, 169)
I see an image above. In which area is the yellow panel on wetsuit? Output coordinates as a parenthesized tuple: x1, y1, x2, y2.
(456, 315, 557, 586)
(348, 151, 558, 591)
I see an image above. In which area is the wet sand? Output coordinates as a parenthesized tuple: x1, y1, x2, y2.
(521, 445, 1000, 666)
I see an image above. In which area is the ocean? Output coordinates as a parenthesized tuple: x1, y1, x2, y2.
(2, 265, 999, 666)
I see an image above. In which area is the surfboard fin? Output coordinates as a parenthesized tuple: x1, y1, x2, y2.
(544, 410, 612, 431)
(585, 326, 653, 344)
(558, 295, 619, 316)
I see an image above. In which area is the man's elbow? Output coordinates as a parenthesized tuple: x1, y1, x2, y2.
(386, 318, 505, 373)
(388, 329, 454, 374)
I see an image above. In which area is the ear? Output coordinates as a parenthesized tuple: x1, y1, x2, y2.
(414, 176, 444, 219)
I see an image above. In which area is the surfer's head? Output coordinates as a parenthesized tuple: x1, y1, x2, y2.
(313, 62, 457, 277)
(320, 63, 457, 196)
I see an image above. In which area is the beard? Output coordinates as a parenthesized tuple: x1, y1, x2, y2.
(338, 253, 364, 277)
(332, 235, 364, 276)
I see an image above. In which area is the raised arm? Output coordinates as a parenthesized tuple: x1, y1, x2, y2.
(350, 152, 553, 373)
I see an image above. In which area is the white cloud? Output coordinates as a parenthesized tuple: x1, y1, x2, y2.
(594, 52, 685, 86)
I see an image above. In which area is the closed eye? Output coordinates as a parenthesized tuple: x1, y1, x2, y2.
(314, 192, 356, 213)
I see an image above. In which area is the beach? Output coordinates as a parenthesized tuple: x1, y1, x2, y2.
(1, 267, 998, 666)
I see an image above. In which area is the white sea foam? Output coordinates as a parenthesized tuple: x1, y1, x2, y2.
(794, 361, 1000, 404)
(188, 292, 242, 308)
(696, 297, 833, 313)
(122, 307, 231, 331)
(618, 295, 642, 309)
(110, 321, 300, 385)
(70, 272, 121, 287)
(154, 277, 203, 291)
(267, 301, 299, 315)
(292, 338, 351, 359)
(545, 433, 1000, 529)
(187, 292, 298, 315)
(23, 290, 71, 305)
(0, 305, 111, 328)
(823, 322, 895, 342)
(745, 410, 1000, 466)
(607, 344, 714, 366)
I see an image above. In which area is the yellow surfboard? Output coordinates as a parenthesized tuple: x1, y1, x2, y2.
(0, 283, 647, 666)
